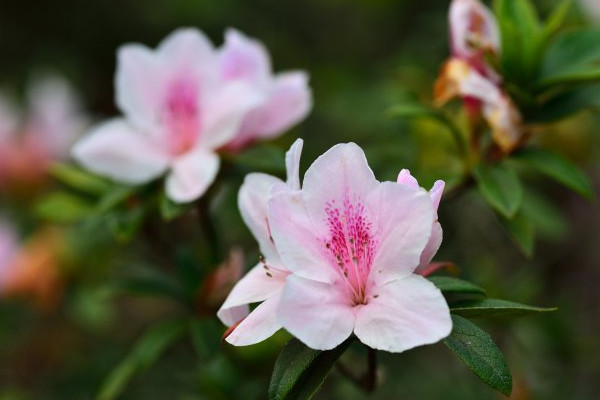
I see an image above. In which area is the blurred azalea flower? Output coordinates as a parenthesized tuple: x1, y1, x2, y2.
(0, 75, 87, 189)
(218, 139, 303, 346)
(435, 59, 522, 152)
(73, 28, 311, 204)
(0, 224, 64, 309)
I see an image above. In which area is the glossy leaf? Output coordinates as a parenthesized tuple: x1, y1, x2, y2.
(450, 298, 557, 318)
(513, 148, 594, 199)
(269, 338, 352, 400)
(97, 320, 187, 400)
(473, 162, 523, 218)
(443, 315, 512, 396)
(35, 192, 94, 223)
(501, 212, 535, 257)
(428, 276, 487, 297)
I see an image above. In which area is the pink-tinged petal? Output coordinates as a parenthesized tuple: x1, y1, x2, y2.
(238, 173, 284, 264)
(115, 44, 164, 132)
(218, 263, 287, 319)
(165, 148, 219, 203)
(225, 295, 282, 346)
(218, 304, 249, 328)
(156, 28, 217, 76)
(26, 74, 88, 159)
(285, 138, 304, 190)
(250, 72, 312, 140)
(434, 59, 502, 107)
(397, 169, 419, 189)
(449, 0, 500, 59)
(201, 81, 265, 149)
(366, 182, 434, 286)
(72, 119, 169, 184)
(268, 190, 336, 283)
(429, 180, 445, 217)
(303, 142, 379, 223)
(415, 222, 443, 275)
(0, 221, 18, 286)
(355, 274, 452, 353)
(277, 275, 355, 350)
(220, 28, 271, 86)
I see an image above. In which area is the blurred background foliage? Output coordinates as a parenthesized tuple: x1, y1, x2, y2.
(0, 0, 599, 399)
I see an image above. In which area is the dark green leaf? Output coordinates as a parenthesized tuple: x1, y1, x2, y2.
(96, 186, 136, 214)
(428, 276, 487, 297)
(473, 162, 523, 218)
(35, 192, 95, 223)
(269, 338, 352, 400)
(512, 148, 594, 199)
(444, 315, 512, 396)
(450, 298, 557, 318)
(524, 84, 600, 123)
(520, 189, 568, 240)
(539, 0, 572, 42)
(97, 320, 187, 400)
(189, 319, 222, 359)
(501, 212, 535, 257)
(108, 207, 146, 243)
(49, 162, 111, 195)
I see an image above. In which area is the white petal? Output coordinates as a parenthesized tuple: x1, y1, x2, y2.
(238, 173, 283, 264)
(165, 149, 220, 203)
(157, 28, 217, 76)
(225, 295, 282, 346)
(355, 275, 452, 352)
(415, 222, 443, 275)
(397, 169, 419, 189)
(277, 275, 355, 350)
(217, 304, 249, 328)
(366, 182, 434, 286)
(220, 28, 272, 86)
(72, 119, 169, 184)
(285, 138, 304, 190)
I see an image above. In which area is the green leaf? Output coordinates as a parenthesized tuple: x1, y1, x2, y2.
(159, 193, 192, 221)
(35, 192, 95, 223)
(500, 212, 535, 257)
(269, 338, 352, 400)
(473, 162, 523, 218)
(538, 28, 600, 89)
(512, 148, 594, 199)
(520, 189, 568, 240)
(387, 103, 467, 155)
(97, 320, 187, 400)
(189, 318, 222, 359)
(49, 162, 111, 195)
(539, 0, 572, 43)
(428, 276, 487, 297)
(443, 315, 512, 396)
(450, 298, 557, 318)
(108, 207, 146, 243)
(96, 186, 136, 214)
(524, 84, 600, 123)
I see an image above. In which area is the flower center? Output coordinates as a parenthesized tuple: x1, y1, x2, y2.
(323, 198, 376, 306)
(163, 78, 201, 155)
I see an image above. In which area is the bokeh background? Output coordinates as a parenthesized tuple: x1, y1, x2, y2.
(0, 0, 599, 399)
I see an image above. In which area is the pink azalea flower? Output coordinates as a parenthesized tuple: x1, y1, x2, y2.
(217, 139, 303, 345)
(269, 143, 451, 352)
(396, 169, 445, 274)
(219, 29, 312, 151)
(0, 220, 18, 290)
(73, 29, 267, 203)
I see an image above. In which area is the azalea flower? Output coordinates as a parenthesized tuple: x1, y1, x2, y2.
(217, 139, 303, 345)
(0, 220, 18, 288)
(268, 143, 452, 352)
(0, 75, 87, 188)
(396, 169, 445, 274)
(73, 28, 311, 204)
(219, 29, 312, 151)
(434, 58, 522, 152)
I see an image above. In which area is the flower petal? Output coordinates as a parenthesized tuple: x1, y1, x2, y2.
(225, 295, 282, 346)
(285, 138, 304, 190)
(201, 81, 265, 149)
(220, 28, 271, 86)
(415, 222, 443, 274)
(397, 169, 419, 189)
(115, 44, 164, 132)
(277, 275, 355, 350)
(218, 263, 287, 318)
(157, 28, 216, 75)
(72, 119, 169, 184)
(429, 180, 445, 218)
(165, 148, 220, 203)
(245, 71, 312, 141)
(355, 274, 452, 353)
(366, 182, 434, 286)
(238, 173, 284, 264)
(449, 0, 500, 59)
